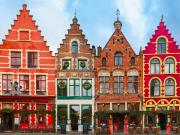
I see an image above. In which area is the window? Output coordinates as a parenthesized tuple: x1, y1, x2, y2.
(128, 76, 138, 93)
(150, 79, 160, 96)
(130, 57, 135, 65)
(28, 52, 37, 68)
(78, 59, 87, 70)
(82, 105, 92, 124)
(69, 79, 80, 96)
(112, 103, 125, 112)
(82, 79, 92, 96)
(150, 58, 160, 74)
(57, 105, 67, 124)
(2, 74, 12, 95)
(114, 76, 124, 94)
(97, 103, 110, 111)
(57, 79, 67, 97)
(102, 58, 106, 67)
(157, 38, 166, 54)
(11, 51, 21, 68)
(127, 103, 140, 111)
(114, 52, 122, 66)
(99, 76, 109, 94)
(36, 104, 46, 124)
(72, 41, 78, 53)
(62, 59, 71, 70)
(19, 75, 29, 95)
(165, 79, 175, 96)
(36, 75, 46, 95)
(20, 103, 29, 124)
(165, 58, 175, 74)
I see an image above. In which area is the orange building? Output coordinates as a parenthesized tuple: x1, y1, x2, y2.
(0, 5, 55, 132)
(94, 13, 143, 133)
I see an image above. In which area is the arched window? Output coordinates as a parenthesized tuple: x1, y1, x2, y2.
(102, 58, 106, 67)
(165, 58, 175, 74)
(157, 38, 166, 54)
(150, 79, 160, 96)
(165, 79, 175, 96)
(114, 52, 122, 66)
(130, 57, 135, 65)
(72, 41, 78, 53)
(150, 58, 160, 74)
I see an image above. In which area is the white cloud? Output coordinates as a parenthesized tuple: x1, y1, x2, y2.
(114, 0, 147, 49)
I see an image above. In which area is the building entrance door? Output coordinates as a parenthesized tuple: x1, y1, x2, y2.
(113, 113, 124, 132)
(70, 105, 80, 131)
(158, 113, 167, 130)
(2, 112, 14, 131)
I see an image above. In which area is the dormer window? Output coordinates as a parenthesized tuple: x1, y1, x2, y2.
(157, 37, 166, 54)
(72, 41, 78, 53)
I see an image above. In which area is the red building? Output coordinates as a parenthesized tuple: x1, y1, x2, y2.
(0, 5, 55, 132)
(94, 12, 143, 133)
(143, 18, 180, 130)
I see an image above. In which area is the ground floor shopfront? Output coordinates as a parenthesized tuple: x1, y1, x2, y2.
(0, 96, 55, 132)
(56, 100, 94, 132)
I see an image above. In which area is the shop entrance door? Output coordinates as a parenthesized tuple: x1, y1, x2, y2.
(2, 112, 13, 131)
(113, 113, 124, 132)
(70, 105, 80, 131)
(158, 113, 167, 130)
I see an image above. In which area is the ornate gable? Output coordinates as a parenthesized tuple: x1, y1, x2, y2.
(56, 16, 93, 54)
(3, 4, 44, 43)
(143, 19, 180, 54)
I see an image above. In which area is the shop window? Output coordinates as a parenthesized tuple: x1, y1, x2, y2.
(112, 103, 125, 112)
(57, 105, 67, 124)
(20, 103, 29, 124)
(165, 58, 175, 74)
(114, 76, 124, 94)
(82, 105, 92, 124)
(11, 51, 21, 68)
(150, 79, 160, 96)
(28, 52, 38, 68)
(69, 79, 80, 96)
(99, 76, 109, 94)
(150, 58, 160, 74)
(36, 104, 46, 124)
(127, 103, 140, 111)
(2, 74, 12, 95)
(97, 103, 110, 112)
(36, 75, 46, 95)
(57, 79, 67, 97)
(157, 37, 166, 54)
(19, 75, 29, 95)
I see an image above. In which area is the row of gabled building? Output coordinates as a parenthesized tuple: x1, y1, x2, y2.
(0, 4, 179, 133)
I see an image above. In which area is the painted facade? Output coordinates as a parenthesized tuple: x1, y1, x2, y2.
(143, 18, 180, 130)
(94, 17, 143, 133)
(55, 16, 95, 132)
(0, 4, 55, 131)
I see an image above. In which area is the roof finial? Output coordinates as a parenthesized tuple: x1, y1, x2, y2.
(161, 14, 164, 22)
(74, 8, 76, 18)
(116, 9, 120, 21)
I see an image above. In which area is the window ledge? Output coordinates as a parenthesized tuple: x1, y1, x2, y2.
(57, 96, 92, 100)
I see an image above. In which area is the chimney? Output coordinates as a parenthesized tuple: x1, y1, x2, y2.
(92, 45, 96, 55)
(97, 46, 102, 57)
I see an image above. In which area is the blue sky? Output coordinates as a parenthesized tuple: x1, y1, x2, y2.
(0, 0, 179, 54)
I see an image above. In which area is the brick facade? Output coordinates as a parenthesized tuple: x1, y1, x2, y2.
(0, 4, 55, 131)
